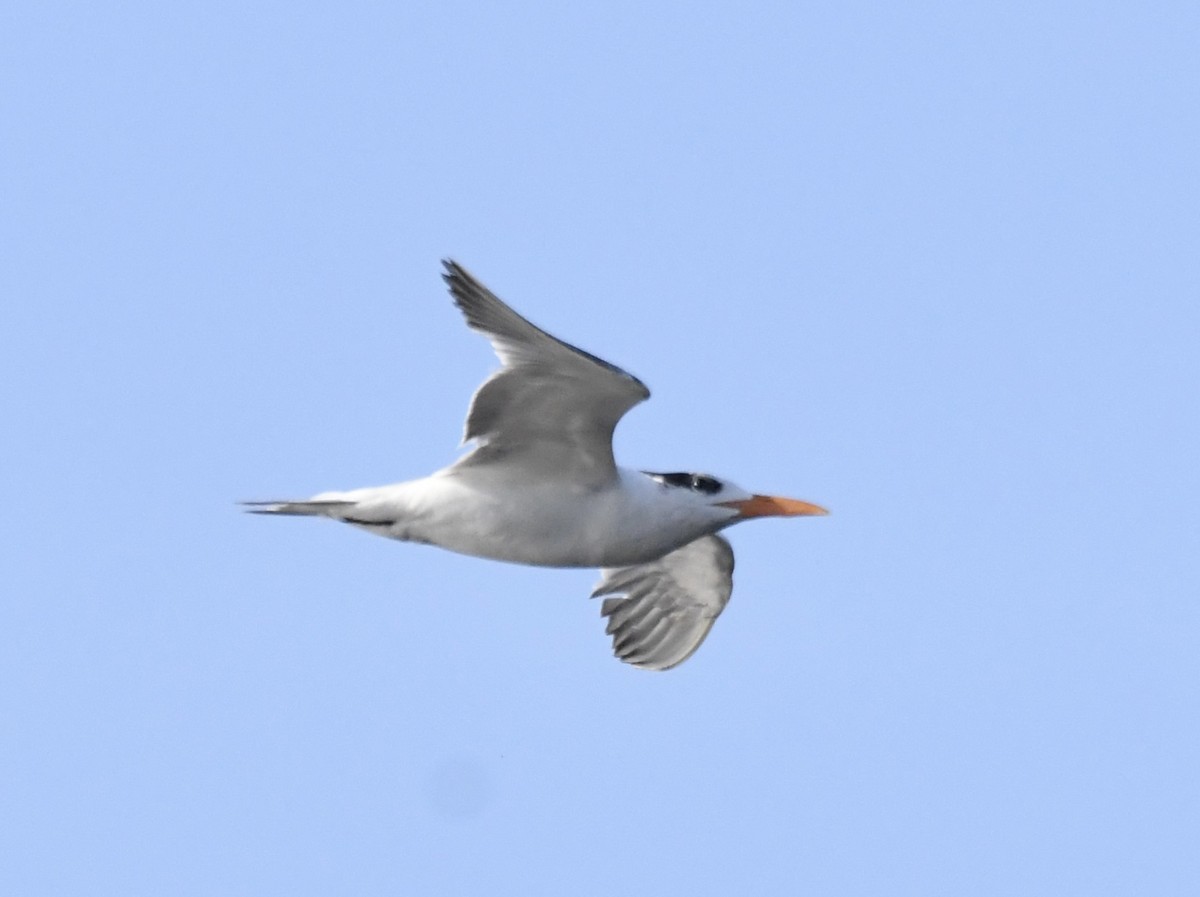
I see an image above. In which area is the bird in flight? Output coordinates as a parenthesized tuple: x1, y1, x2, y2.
(245, 260, 827, 670)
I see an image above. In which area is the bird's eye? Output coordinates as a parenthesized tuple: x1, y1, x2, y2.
(691, 475, 722, 494)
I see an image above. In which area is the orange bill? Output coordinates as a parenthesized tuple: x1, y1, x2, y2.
(719, 495, 829, 519)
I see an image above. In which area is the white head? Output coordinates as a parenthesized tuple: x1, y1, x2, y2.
(641, 470, 828, 533)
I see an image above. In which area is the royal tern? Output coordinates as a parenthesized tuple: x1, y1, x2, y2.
(246, 260, 827, 670)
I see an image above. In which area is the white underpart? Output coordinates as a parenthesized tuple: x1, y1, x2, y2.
(314, 467, 735, 569)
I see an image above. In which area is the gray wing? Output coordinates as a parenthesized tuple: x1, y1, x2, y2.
(592, 535, 735, 671)
(442, 260, 650, 486)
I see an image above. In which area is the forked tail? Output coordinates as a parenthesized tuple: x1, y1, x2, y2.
(240, 499, 357, 517)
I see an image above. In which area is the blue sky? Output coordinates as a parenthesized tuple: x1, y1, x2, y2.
(3, 1, 1197, 894)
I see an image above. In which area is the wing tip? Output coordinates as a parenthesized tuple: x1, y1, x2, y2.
(440, 258, 476, 299)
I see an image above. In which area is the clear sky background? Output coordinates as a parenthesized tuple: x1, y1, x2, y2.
(3, 2, 1197, 894)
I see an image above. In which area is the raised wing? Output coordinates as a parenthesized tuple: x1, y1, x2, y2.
(592, 534, 734, 670)
(442, 260, 650, 486)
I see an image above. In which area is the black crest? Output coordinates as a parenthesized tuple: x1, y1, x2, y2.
(645, 471, 724, 495)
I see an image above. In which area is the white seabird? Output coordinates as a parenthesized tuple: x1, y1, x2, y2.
(246, 260, 827, 670)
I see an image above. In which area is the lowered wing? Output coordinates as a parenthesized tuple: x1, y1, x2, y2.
(592, 534, 734, 670)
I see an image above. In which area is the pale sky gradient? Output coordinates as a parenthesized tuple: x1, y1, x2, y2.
(3, 2, 1198, 894)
